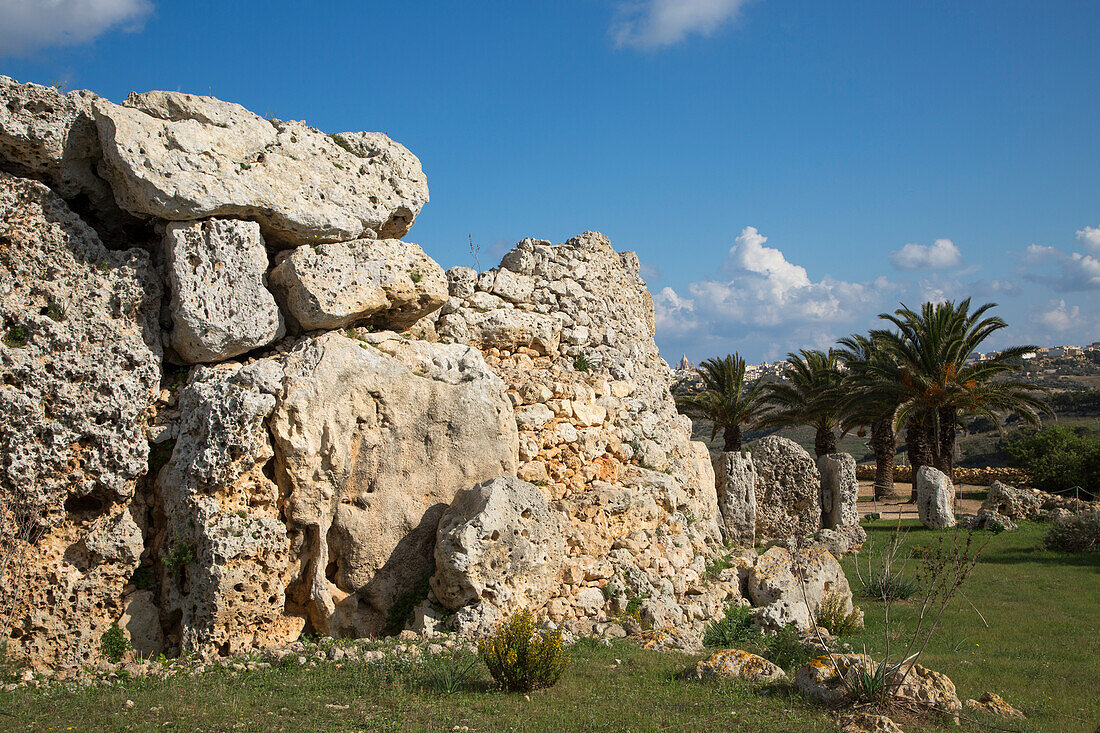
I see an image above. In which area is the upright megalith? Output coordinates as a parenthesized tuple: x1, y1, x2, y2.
(713, 451, 757, 547)
(818, 453, 859, 530)
(164, 219, 284, 363)
(916, 466, 956, 529)
(432, 476, 565, 633)
(752, 436, 821, 542)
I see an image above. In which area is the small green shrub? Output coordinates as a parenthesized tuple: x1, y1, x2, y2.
(478, 610, 569, 692)
(704, 555, 733, 579)
(851, 661, 888, 703)
(1007, 425, 1100, 498)
(816, 589, 863, 637)
(101, 622, 131, 663)
(2, 326, 28, 348)
(573, 352, 591, 372)
(422, 650, 479, 694)
(753, 624, 815, 671)
(383, 577, 430, 636)
(163, 542, 195, 570)
(44, 302, 66, 322)
(130, 566, 154, 590)
(864, 513, 881, 522)
(703, 603, 758, 648)
(1044, 511, 1100, 552)
(862, 569, 918, 602)
(410, 270, 422, 283)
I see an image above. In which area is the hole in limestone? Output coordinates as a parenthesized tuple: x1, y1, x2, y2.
(64, 494, 103, 514)
(489, 531, 500, 541)
(325, 560, 338, 582)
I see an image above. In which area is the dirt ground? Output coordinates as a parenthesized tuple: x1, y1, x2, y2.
(856, 480, 986, 521)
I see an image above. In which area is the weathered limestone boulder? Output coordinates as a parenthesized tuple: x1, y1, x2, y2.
(119, 590, 164, 657)
(959, 508, 1017, 532)
(431, 477, 565, 624)
(812, 525, 868, 557)
(839, 714, 904, 733)
(92, 91, 428, 246)
(713, 451, 757, 547)
(818, 452, 859, 529)
(270, 332, 518, 636)
(752, 436, 821, 541)
(0, 173, 161, 516)
(164, 219, 283, 363)
(156, 363, 303, 656)
(747, 546, 855, 631)
(269, 238, 446, 331)
(916, 466, 956, 529)
(966, 692, 1025, 719)
(982, 481, 1042, 520)
(794, 653, 877, 706)
(891, 663, 963, 716)
(0, 76, 133, 235)
(694, 649, 786, 683)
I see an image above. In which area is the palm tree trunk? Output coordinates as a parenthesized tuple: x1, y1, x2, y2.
(814, 426, 838, 458)
(870, 418, 897, 499)
(904, 416, 933, 501)
(722, 425, 743, 452)
(934, 406, 957, 483)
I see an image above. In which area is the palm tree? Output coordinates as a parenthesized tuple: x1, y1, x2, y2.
(871, 299, 1051, 483)
(674, 354, 768, 452)
(762, 349, 845, 457)
(837, 333, 900, 499)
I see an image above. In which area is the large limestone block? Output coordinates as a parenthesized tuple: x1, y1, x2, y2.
(981, 480, 1042, 520)
(694, 649, 786, 683)
(92, 91, 428, 246)
(713, 451, 757, 547)
(431, 476, 564, 619)
(818, 452, 859, 529)
(916, 466, 956, 529)
(751, 436, 821, 541)
(437, 308, 563, 355)
(747, 545, 854, 631)
(164, 219, 283, 363)
(270, 332, 518, 636)
(157, 362, 303, 655)
(269, 238, 446, 331)
(0, 173, 161, 517)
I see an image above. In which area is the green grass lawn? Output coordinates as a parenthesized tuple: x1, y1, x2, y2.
(1, 522, 1096, 732)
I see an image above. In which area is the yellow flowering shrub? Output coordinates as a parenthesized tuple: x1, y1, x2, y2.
(477, 609, 569, 692)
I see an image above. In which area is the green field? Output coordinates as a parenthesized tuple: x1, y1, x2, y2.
(2, 521, 1096, 732)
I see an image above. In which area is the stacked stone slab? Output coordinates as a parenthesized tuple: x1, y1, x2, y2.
(751, 436, 821, 542)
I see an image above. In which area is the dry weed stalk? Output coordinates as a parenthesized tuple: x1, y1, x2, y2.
(0, 491, 42, 646)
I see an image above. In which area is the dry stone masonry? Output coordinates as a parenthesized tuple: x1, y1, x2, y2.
(1, 76, 867, 672)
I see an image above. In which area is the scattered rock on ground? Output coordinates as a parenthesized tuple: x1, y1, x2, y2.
(839, 713, 904, 733)
(694, 648, 786, 683)
(965, 692, 1025, 719)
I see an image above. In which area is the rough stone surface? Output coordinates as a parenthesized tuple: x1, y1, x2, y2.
(0, 76, 134, 235)
(752, 436, 822, 542)
(164, 219, 283, 363)
(269, 238, 446, 331)
(432, 477, 565, 624)
(270, 332, 518, 636)
(794, 653, 876, 706)
(713, 451, 757, 547)
(916, 466, 956, 529)
(891, 663, 962, 716)
(747, 546, 855, 631)
(120, 590, 164, 657)
(839, 714, 904, 733)
(818, 452, 859, 529)
(693, 649, 786, 683)
(92, 91, 428, 246)
(981, 481, 1042, 520)
(156, 363, 304, 656)
(966, 692, 1025, 719)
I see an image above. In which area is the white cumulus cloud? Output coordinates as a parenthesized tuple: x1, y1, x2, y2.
(1022, 243, 1100, 291)
(0, 0, 152, 57)
(889, 238, 963, 271)
(1038, 300, 1082, 333)
(1076, 226, 1100, 254)
(611, 0, 755, 49)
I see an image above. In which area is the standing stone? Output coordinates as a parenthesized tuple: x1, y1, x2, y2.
(431, 476, 565, 622)
(751, 436, 821, 541)
(164, 219, 284, 363)
(916, 466, 956, 529)
(818, 453, 859, 529)
(269, 238, 447, 332)
(713, 451, 757, 547)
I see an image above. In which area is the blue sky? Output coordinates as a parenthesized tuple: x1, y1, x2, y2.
(2, 0, 1098, 363)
